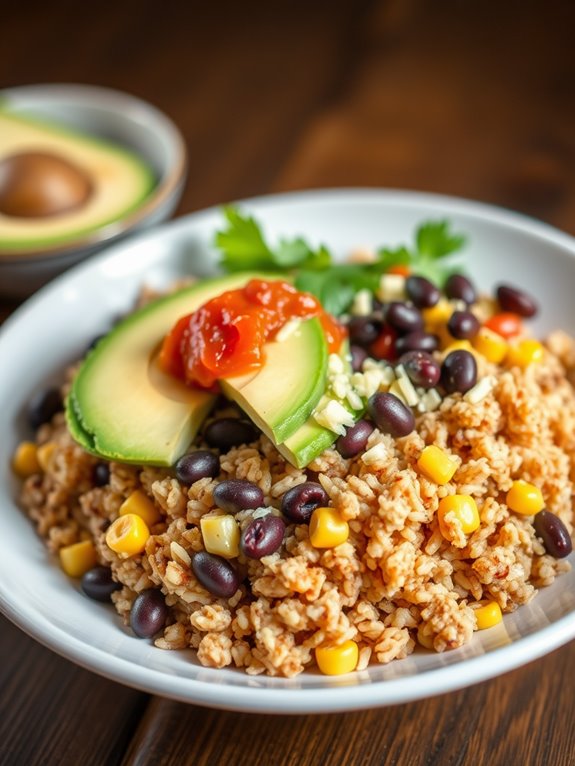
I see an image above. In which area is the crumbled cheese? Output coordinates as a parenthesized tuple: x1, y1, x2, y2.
(328, 353, 345, 376)
(463, 375, 496, 404)
(276, 318, 301, 342)
(346, 388, 364, 411)
(332, 373, 352, 400)
(378, 274, 406, 302)
(391, 375, 419, 407)
(394, 364, 407, 379)
(170, 541, 191, 567)
(313, 399, 356, 434)
(350, 288, 373, 317)
(361, 443, 388, 465)
(417, 388, 442, 413)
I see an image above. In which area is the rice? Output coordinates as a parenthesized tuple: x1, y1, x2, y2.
(19, 329, 575, 677)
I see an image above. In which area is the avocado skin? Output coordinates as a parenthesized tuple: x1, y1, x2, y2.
(67, 272, 329, 467)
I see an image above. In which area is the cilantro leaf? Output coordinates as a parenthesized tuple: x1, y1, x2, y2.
(296, 265, 380, 316)
(376, 245, 411, 271)
(215, 206, 331, 273)
(415, 220, 466, 260)
(376, 220, 467, 285)
(215, 206, 278, 272)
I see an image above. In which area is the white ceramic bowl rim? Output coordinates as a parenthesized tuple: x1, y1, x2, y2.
(2, 188, 575, 714)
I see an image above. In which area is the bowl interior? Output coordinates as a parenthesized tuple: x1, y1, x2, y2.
(1, 190, 574, 713)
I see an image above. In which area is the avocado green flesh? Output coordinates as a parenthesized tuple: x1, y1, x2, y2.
(69, 272, 329, 467)
(220, 317, 327, 444)
(69, 273, 269, 466)
(0, 111, 155, 252)
(277, 343, 362, 468)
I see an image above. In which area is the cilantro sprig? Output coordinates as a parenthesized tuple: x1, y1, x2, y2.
(215, 206, 467, 316)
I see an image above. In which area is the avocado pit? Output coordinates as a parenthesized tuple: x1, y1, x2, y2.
(0, 151, 93, 218)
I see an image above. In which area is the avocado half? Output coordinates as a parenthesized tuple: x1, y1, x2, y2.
(0, 111, 154, 253)
(68, 273, 329, 467)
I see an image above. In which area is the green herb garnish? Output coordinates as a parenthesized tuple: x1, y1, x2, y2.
(215, 206, 467, 315)
(378, 220, 467, 285)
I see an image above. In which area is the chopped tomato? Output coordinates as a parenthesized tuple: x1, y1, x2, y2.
(484, 312, 523, 339)
(387, 264, 411, 277)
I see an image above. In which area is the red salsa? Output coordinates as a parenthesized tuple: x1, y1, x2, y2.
(159, 279, 344, 389)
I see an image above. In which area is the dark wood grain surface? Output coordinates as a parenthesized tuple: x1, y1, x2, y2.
(2, 1, 575, 764)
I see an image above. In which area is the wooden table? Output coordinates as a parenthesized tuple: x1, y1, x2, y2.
(2, 1, 575, 763)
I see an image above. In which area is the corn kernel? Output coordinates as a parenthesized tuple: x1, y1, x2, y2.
(473, 327, 508, 364)
(119, 489, 161, 527)
(473, 600, 502, 630)
(200, 514, 240, 558)
(309, 507, 349, 548)
(59, 539, 98, 578)
(506, 480, 544, 516)
(315, 640, 359, 675)
(438, 494, 480, 538)
(506, 339, 544, 369)
(12, 441, 41, 478)
(417, 445, 457, 485)
(442, 339, 473, 356)
(37, 442, 57, 472)
(423, 299, 453, 329)
(106, 513, 150, 556)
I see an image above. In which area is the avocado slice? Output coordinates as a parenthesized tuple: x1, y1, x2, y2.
(220, 317, 327, 444)
(69, 273, 328, 467)
(0, 111, 154, 253)
(277, 343, 362, 468)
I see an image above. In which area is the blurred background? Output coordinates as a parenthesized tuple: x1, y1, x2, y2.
(3, 1, 575, 764)
(3, 0, 574, 228)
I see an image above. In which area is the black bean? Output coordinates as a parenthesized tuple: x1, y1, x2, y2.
(399, 351, 441, 389)
(241, 515, 286, 559)
(440, 349, 477, 394)
(406, 275, 440, 309)
(175, 450, 219, 484)
(350, 344, 368, 372)
(445, 274, 477, 305)
(395, 331, 439, 355)
(93, 463, 110, 487)
(496, 284, 538, 318)
(213, 479, 264, 514)
(204, 418, 258, 451)
(281, 481, 329, 524)
(347, 316, 382, 347)
(367, 392, 415, 437)
(384, 302, 424, 335)
(129, 589, 168, 638)
(533, 511, 573, 559)
(447, 310, 480, 340)
(28, 387, 63, 430)
(81, 566, 121, 602)
(336, 419, 375, 458)
(192, 551, 240, 598)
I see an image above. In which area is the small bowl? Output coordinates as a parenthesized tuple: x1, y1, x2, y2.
(0, 83, 187, 298)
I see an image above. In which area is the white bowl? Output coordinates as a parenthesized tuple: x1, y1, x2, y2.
(0, 83, 187, 297)
(1, 189, 574, 713)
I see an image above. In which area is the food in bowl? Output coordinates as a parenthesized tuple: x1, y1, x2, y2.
(0, 110, 154, 253)
(13, 209, 574, 677)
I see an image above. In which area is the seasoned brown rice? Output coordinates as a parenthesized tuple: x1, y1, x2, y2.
(19, 328, 575, 677)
